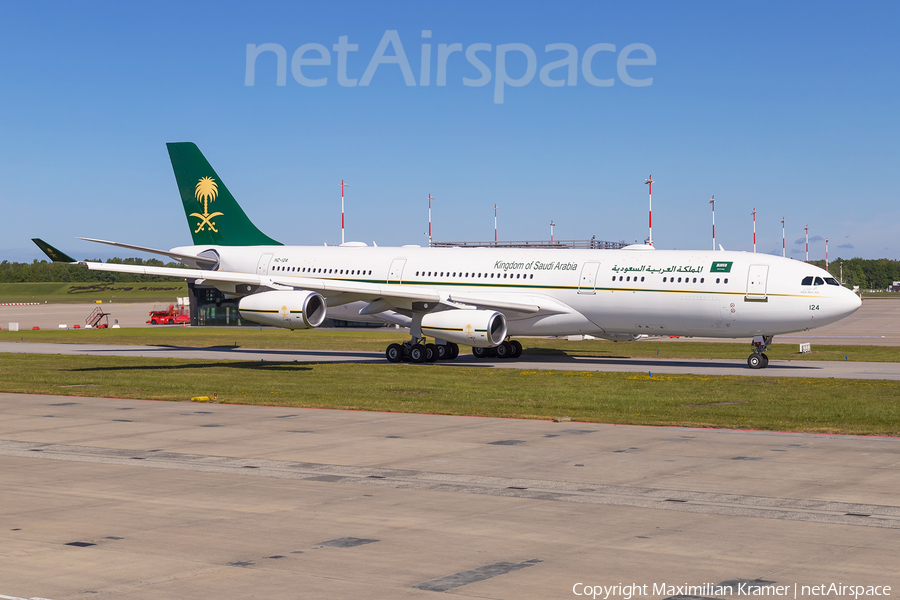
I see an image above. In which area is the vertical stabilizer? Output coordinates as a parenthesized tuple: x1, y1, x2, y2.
(167, 142, 281, 246)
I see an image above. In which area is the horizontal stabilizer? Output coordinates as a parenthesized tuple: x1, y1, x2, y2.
(32, 238, 76, 263)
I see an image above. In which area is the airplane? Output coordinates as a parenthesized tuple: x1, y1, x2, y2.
(33, 142, 862, 369)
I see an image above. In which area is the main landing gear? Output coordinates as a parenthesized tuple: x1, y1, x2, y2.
(747, 335, 773, 369)
(472, 339, 523, 360)
(385, 338, 460, 364)
(384, 338, 525, 363)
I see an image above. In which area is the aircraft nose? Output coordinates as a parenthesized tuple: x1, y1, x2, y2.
(841, 288, 862, 317)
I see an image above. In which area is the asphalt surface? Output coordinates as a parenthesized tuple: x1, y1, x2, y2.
(1, 393, 897, 599)
(2, 300, 898, 598)
(2, 341, 899, 380)
(0, 302, 160, 330)
(2, 297, 899, 344)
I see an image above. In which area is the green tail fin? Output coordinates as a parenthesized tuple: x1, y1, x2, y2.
(167, 142, 282, 246)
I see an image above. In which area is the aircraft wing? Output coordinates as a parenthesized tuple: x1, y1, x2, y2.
(76, 238, 218, 265)
(77, 261, 570, 315)
(445, 292, 570, 316)
(79, 261, 442, 303)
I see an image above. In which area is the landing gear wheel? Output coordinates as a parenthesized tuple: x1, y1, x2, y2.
(425, 343, 438, 363)
(435, 344, 449, 360)
(760, 353, 769, 368)
(410, 344, 426, 363)
(509, 340, 523, 359)
(747, 354, 763, 369)
(386, 343, 403, 363)
(495, 341, 512, 359)
(448, 343, 459, 359)
(472, 346, 488, 359)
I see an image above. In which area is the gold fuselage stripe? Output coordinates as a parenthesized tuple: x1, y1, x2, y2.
(279, 276, 833, 300)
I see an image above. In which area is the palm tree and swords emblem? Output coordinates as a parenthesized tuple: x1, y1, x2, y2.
(190, 176, 224, 233)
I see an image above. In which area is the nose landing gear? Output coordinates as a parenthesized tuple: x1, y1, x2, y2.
(747, 335, 773, 369)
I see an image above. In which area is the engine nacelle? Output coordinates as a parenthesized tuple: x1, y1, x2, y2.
(421, 309, 507, 348)
(238, 290, 327, 330)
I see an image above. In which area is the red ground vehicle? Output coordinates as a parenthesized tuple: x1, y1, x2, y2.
(147, 304, 190, 325)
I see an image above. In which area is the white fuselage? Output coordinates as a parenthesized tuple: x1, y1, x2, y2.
(174, 244, 861, 339)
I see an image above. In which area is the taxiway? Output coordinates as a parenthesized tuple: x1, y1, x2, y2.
(1, 393, 898, 599)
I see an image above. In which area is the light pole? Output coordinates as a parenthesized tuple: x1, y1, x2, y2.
(805, 225, 809, 263)
(751, 208, 756, 253)
(340, 179, 348, 245)
(494, 204, 498, 243)
(644, 176, 654, 246)
(710, 195, 716, 251)
(550, 220, 554, 245)
(781, 217, 785, 258)
(825, 237, 829, 273)
(427, 193, 434, 246)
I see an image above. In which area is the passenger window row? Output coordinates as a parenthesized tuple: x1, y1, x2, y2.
(271, 265, 373, 276)
(414, 271, 535, 280)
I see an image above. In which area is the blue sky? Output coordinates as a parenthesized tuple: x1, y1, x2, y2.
(1, 1, 897, 262)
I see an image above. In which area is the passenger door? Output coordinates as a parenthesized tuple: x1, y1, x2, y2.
(578, 262, 601, 294)
(257, 253, 273, 275)
(388, 258, 407, 284)
(746, 264, 769, 301)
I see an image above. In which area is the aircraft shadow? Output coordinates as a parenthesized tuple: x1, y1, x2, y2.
(88, 345, 381, 359)
(513, 354, 819, 371)
(68, 361, 314, 373)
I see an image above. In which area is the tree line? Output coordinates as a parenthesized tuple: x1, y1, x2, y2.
(0, 258, 186, 283)
(809, 257, 900, 290)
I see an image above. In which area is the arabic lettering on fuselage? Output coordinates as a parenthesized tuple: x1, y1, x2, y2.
(611, 264, 705, 274)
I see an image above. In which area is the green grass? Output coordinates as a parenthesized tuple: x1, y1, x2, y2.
(0, 282, 187, 303)
(2, 327, 899, 363)
(1, 353, 898, 436)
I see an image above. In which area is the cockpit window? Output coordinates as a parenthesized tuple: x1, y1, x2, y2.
(801, 276, 814, 286)
(824, 277, 840, 286)
(814, 277, 824, 286)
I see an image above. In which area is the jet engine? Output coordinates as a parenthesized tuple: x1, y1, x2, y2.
(421, 309, 507, 348)
(238, 290, 327, 330)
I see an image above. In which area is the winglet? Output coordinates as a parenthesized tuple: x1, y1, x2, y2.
(32, 238, 77, 263)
